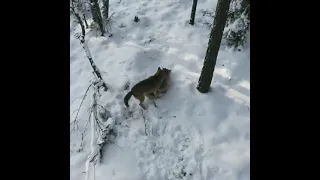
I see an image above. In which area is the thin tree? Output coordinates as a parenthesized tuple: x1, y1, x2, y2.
(89, 0, 105, 36)
(83, 14, 89, 29)
(72, 0, 89, 29)
(70, 3, 108, 91)
(189, 0, 198, 25)
(102, 0, 109, 21)
(196, 0, 232, 93)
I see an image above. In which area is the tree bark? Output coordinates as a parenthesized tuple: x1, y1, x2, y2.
(189, 0, 198, 25)
(197, 0, 231, 93)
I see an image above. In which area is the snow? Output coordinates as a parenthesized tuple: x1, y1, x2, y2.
(70, 0, 250, 180)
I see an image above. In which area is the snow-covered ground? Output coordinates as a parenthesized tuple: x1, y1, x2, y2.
(70, 0, 250, 179)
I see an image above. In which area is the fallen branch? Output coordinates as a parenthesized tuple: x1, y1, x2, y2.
(84, 81, 115, 180)
(70, 82, 94, 134)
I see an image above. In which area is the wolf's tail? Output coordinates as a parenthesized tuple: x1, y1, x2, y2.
(124, 91, 133, 107)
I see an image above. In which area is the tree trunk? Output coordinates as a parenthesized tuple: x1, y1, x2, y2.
(189, 0, 198, 25)
(102, 0, 109, 20)
(89, 2, 98, 22)
(196, 0, 231, 93)
(90, 0, 105, 36)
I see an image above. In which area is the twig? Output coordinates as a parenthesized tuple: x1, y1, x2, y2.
(82, 113, 91, 136)
(92, 103, 105, 133)
(141, 109, 148, 136)
(148, 51, 158, 59)
(135, 137, 147, 141)
(97, 104, 106, 110)
(70, 83, 94, 125)
(79, 131, 85, 151)
(89, 153, 99, 163)
(70, 109, 79, 117)
(95, 118, 104, 134)
(70, 95, 84, 106)
(70, 120, 81, 135)
(93, 163, 96, 180)
(94, 114, 103, 136)
(109, 12, 116, 19)
(70, 83, 94, 134)
(80, 115, 91, 149)
(105, 12, 116, 35)
(87, 106, 92, 112)
(124, 43, 160, 60)
(108, 140, 123, 150)
(246, 105, 250, 112)
(152, 101, 158, 108)
(97, 99, 105, 104)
